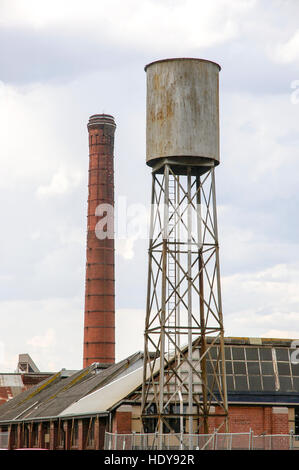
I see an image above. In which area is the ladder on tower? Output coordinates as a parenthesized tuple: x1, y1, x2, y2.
(167, 174, 176, 357)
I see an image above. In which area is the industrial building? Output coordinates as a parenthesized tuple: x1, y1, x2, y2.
(0, 338, 298, 449)
(0, 354, 52, 406)
(0, 58, 298, 450)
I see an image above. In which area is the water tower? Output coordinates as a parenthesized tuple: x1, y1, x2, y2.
(141, 58, 228, 436)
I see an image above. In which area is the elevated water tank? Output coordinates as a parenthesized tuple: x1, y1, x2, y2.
(145, 58, 221, 167)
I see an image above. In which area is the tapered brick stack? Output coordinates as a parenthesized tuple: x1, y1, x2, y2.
(83, 114, 116, 367)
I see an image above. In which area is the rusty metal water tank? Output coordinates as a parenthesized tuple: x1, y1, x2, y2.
(145, 58, 221, 167)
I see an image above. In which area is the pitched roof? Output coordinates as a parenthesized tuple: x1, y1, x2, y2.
(0, 352, 143, 422)
(60, 359, 160, 416)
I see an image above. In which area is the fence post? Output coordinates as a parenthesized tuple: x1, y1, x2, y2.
(132, 431, 135, 450)
(290, 430, 294, 450)
(155, 431, 158, 450)
(249, 429, 253, 450)
(270, 434, 272, 450)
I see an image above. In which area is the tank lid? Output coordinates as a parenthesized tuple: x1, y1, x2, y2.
(87, 114, 116, 129)
(144, 57, 221, 72)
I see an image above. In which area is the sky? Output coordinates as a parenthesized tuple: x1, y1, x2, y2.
(0, 0, 299, 372)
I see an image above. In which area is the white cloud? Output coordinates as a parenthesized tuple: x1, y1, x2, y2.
(222, 263, 299, 339)
(27, 328, 56, 349)
(0, 297, 83, 372)
(224, 310, 299, 341)
(36, 168, 83, 197)
(115, 308, 145, 361)
(0, 81, 86, 189)
(116, 238, 136, 260)
(221, 90, 299, 184)
(273, 29, 299, 64)
(262, 329, 299, 340)
(0, 301, 145, 372)
(0, 0, 255, 52)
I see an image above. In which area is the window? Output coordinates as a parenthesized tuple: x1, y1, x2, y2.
(0, 426, 8, 450)
(164, 404, 187, 433)
(234, 361, 246, 375)
(225, 361, 233, 374)
(57, 421, 65, 449)
(206, 361, 216, 373)
(247, 362, 260, 375)
(71, 420, 79, 448)
(143, 404, 158, 433)
(249, 375, 262, 391)
(278, 362, 291, 376)
(207, 374, 221, 393)
(42, 423, 50, 449)
(275, 348, 289, 362)
(259, 348, 272, 361)
(279, 376, 292, 392)
(85, 418, 95, 449)
(235, 376, 248, 391)
(224, 347, 231, 360)
(10, 425, 17, 449)
(292, 363, 299, 377)
(263, 376, 276, 391)
(226, 375, 234, 391)
(245, 348, 259, 361)
(32, 423, 38, 447)
(232, 348, 245, 361)
(209, 347, 218, 360)
(142, 404, 186, 433)
(227, 345, 279, 392)
(23, 424, 30, 448)
(261, 362, 274, 375)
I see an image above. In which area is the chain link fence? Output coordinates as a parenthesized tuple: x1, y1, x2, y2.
(104, 431, 299, 450)
(0, 432, 9, 450)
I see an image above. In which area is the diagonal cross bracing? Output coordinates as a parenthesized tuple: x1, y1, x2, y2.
(142, 163, 228, 435)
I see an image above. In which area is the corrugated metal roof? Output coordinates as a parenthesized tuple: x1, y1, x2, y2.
(60, 360, 160, 416)
(0, 352, 143, 422)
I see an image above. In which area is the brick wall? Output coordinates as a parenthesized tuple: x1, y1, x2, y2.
(112, 405, 132, 434)
(208, 405, 290, 435)
(271, 407, 289, 434)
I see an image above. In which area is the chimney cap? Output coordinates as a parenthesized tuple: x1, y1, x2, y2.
(87, 114, 116, 130)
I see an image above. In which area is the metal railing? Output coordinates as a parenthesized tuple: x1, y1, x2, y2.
(104, 431, 299, 450)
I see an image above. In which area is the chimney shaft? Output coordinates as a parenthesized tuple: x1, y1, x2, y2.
(83, 114, 116, 368)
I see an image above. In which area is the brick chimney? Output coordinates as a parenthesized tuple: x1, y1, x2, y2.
(83, 114, 116, 368)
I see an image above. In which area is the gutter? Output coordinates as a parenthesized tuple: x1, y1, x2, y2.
(0, 411, 109, 425)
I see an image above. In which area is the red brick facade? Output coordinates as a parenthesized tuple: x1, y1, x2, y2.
(112, 407, 132, 434)
(208, 405, 290, 435)
(0, 405, 293, 450)
(0, 373, 52, 405)
(83, 114, 116, 368)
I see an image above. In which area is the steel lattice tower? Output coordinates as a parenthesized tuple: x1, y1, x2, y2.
(141, 58, 228, 436)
